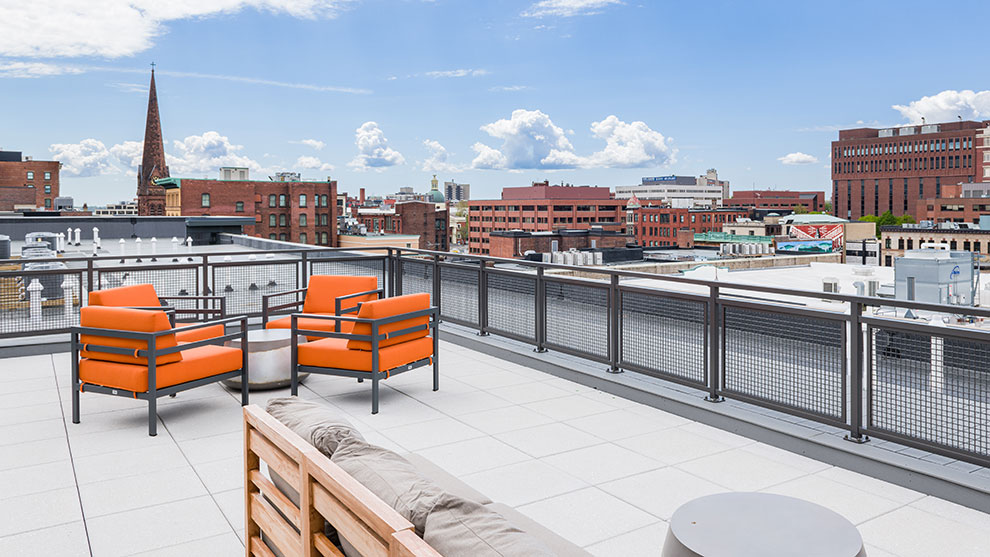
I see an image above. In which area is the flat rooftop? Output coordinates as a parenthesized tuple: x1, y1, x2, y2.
(2, 339, 988, 556)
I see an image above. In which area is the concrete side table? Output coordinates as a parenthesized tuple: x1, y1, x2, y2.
(223, 329, 309, 391)
(662, 492, 866, 557)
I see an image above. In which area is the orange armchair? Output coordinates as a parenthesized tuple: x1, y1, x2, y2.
(290, 293, 438, 414)
(71, 306, 248, 436)
(88, 283, 226, 343)
(262, 275, 381, 336)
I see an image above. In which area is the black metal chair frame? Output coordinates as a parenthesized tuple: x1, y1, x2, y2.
(71, 315, 249, 436)
(106, 293, 225, 328)
(261, 286, 383, 327)
(289, 306, 439, 414)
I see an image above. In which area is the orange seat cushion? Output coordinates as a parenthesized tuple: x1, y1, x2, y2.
(79, 345, 243, 392)
(266, 314, 356, 341)
(89, 284, 160, 307)
(298, 336, 433, 372)
(347, 293, 430, 351)
(174, 323, 226, 343)
(79, 306, 181, 366)
(302, 275, 378, 314)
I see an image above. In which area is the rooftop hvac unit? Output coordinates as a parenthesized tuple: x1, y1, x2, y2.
(822, 278, 839, 301)
(542, 253, 551, 263)
(867, 279, 880, 297)
(594, 252, 603, 265)
(552, 252, 564, 264)
(563, 251, 575, 266)
(583, 252, 594, 265)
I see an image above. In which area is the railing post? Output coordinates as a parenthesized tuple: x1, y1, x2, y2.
(86, 257, 95, 302)
(432, 253, 441, 319)
(607, 274, 621, 373)
(301, 251, 309, 288)
(845, 300, 869, 443)
(705, 284, 724, 402)
(386, 248, 394, 297)
(395, 251, 404, 296)
(201, 255, 210, 296)
(534, 267, 547, 353)
(478, 259, 489, 336)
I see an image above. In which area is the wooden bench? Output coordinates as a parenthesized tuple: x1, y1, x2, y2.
(243, 405, 442, 557)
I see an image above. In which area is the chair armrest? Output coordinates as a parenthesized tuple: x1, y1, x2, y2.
(261, 288, 307, 325)
(158, 295, 227, 318)
(334, 288, 384, 314)
(156, 315, 249, 353)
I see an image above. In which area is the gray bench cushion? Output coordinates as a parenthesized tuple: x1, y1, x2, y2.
(266, 397, 365, 457)
(403, 452, 493, 505)
(424, 495, 555, 557)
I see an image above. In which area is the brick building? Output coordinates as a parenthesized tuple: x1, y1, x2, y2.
(914, 182, 990, 224)
(355, 201, 449, 251)
(160, 172, 337, 245)
(488, 228, 629, 259)
(726, 190, 825, 212)
(467, 182, 626, 254)
(831, 120, 989, 220)
(880, 224, 990, 267)
(0, 151, 60, 210)
(627, 202, 750, 248)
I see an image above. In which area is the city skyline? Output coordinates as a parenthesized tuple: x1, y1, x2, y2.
(2, 0, 989, 205)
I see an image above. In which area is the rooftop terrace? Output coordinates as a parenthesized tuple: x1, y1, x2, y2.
(1, 239, 989, 555)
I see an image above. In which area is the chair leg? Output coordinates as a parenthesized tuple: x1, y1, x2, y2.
(357, 378, 364, 383)
(148, 397, 157, 437)
(72, 385, 80, 424)
(371, 375, 379, 415)
(241, 370, 249, 406)
(433, 358, 439, 392)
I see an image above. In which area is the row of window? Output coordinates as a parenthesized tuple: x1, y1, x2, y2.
(886, 237, 987, 253)
(835, 154, 972, 174)
(266, 232, 332, 245)
(25, 171, 52, 181)
(266, 213, 332, 227)
(837, 137, 971, 158)
(471, 205, 621, 212)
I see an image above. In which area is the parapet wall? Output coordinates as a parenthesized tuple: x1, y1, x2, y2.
(546, 252, 843, 280)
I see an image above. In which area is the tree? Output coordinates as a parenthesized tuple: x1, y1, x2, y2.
(898, 214, 916, 225)
(823, 201, 832, 214)
(793, 204, 808, 214)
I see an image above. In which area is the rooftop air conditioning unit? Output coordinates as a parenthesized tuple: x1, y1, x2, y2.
(822, 278, 839, 302)
(867, 279, 880, 297)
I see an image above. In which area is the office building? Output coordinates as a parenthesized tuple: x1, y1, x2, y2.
(615, 169, 729, 207)
(726, 190, 825, 212)
(445, 180, 470, 202)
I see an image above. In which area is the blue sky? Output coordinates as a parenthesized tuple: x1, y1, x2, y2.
(1, 0, 989, 205)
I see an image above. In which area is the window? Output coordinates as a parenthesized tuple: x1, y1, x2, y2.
(201, 193, 210, 207)
(321, 194, 328, 207)
(279, 194, 287, 207)
(26, 171, 34, 180)
(44, 198, 51, 208)
(279, 214, 287, 226)
(269, 195, 276, 207)
(235, 201, 244, 212)
(320, 214, 328, 226)
(299, 194, 307, 208)
(269, 233, 276, 240)
(44, 185, 51, 194)
(279, 233, 287, 241)
(44, 172, 51, 180)
(299, 214, 307, 226)
(299, 233, 307, 244)
(269, 214, 276, 227)
(321, 232, 329, 244)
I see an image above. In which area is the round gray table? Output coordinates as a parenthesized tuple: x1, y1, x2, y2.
(223, 329, 309, 391)
(662, 492, 866, 557)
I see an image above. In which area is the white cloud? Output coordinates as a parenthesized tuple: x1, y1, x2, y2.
(292, 138, 325, 150)
(0, 1, 351, 58)
(348, 122, 405, 171)
(472, 110, 674, 170)
(420, 139, 463, 173)
(49, 139, 116, 177)
(0, 61, 85, 78)
(778, 152, 819, 165)
(425, 69, 489, 78)
(168, 131, 262, 174)
(109, 140, 143, 168)
(522, 0, 622, 17)
(892, 90, 990, 124)
(490, 85, 529, 92)
(296, 155, 334, 171)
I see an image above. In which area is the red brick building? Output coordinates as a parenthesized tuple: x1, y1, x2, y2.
(356, 201, 449, 251)
(160, 176, 337, 245)
(0, 151, 60, 210)
(627, 204, 750, 248)
(831, 120, 988, 220)
(467, 182, 626, 254)
(915, 182, 990, 224)
(488, 229, 629, 259)
(726, 190, 825, 212)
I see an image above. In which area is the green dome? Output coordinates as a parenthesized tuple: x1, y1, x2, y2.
(427, 189, 446, 203)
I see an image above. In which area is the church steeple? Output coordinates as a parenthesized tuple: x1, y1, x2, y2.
(137, 66, 169, 216)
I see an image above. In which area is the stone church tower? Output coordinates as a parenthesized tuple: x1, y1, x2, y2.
(137, 68, 169, 216)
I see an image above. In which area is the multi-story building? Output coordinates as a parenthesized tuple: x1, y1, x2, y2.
(467, 182, 626, 254)
(0, 151, 60, 210)
(880, 223, 990, 267)
(831, 120, 989, 220)
(626, 199, 750, 248)
(488, 228, 630, 259)
(445, 181, 470, 202)
(354, 201, 449, 251)
(93, 200, 138, 216)
(159, 168, 337, 245)
(614, 169, 728, 208)
(915, 182, 990, 224)
(726, 190, 825, 212)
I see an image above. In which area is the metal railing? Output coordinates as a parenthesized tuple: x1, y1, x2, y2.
(1, 242, 989, 468)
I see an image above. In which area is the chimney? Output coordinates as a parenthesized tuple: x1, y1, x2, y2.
(360, 188, 366, 203)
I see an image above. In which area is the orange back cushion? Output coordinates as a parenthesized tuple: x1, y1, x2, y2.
(79, 306, 182, 366)
(303, 275, 379, 314)
(89, 284, 161, 308)
(347, 293, 431, 351)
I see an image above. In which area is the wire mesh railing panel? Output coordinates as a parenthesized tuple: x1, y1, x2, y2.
(310, 257, 384, 290)
(439, 264, 479, 326)
(96, 265, 200, 298)
(487, 271, 536, 342)
(620, 290, 707, 386)
(545, 279, 609, 362)
(212, 262, 299, 316)
(0, 269, 85, 337)
(722, 304, 846, 423)
(868, 326, 990, 465)
(400, 258, 433, 303)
